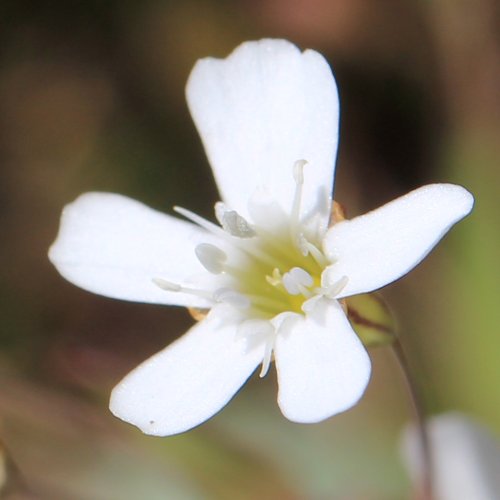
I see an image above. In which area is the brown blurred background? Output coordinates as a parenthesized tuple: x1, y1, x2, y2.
(0, 1, 498, 498)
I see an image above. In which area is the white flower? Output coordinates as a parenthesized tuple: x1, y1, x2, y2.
(402, 413, 500, 500)
(48, 39, 473, 436)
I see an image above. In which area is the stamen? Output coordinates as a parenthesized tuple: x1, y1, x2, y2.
(152, 278, 214, 300)
(174, 170, 338, 320)
(319, 274, 349, 299)
(215, 202, 256, 238)
(328, 275, 349, 297)
(195, 243, 227, 274)
(298, 235, 329, 267)
(282, 267, 313, 296)
(297, 234, 309, 257)
(236, 319, 276, 376)
(274, 313, 302, 338)
(293, 159, 306, 184)
(291, 160, 307, 229)
(213, 288, 250, 309)
(174, 206, 229, 239)
(175, 206, 276, 267)
(259, 339, 274, 378)
(152, 278, 182, 292)
(301, 295, 321, 314)
(265, 268, 283, 287)
(296, 283, 313, 298)
(153, 278, 253, 310)
(244, 293, 287, 312)
(236, 319, 273, 342)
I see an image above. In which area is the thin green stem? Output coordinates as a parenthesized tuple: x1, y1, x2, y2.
(391, 338, 434, 500)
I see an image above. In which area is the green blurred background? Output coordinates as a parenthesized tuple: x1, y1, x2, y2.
(0, 1, 498, 498)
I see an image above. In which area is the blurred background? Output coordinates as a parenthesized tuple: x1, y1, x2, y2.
(0, 0, 498, 498)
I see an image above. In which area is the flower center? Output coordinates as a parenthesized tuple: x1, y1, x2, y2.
(156, 160, 348, 318)
(153, 160, 348, 376)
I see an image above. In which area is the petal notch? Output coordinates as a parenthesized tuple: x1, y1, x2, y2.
(187, 39, 339, 227)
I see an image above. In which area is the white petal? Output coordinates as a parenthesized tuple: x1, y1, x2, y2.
(274, 299, 371, 423)
(109, 307, 263, 436)
(402, 413, 500, 500)
(49, 192, 225, 307)
(324, 184, 474, 297)
(186, 39, 339, 226)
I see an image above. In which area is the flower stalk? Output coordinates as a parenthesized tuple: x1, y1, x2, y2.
(392, 338, 434, 500)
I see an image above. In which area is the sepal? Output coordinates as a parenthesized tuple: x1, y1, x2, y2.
(345, 293, 396, 347)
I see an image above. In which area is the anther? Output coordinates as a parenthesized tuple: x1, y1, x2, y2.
(195, 243, 227, 274)
(215, 202, 256, 238)
(152, 278, 181, 292)
(266, 268, 283, 287)
(175, 204, 274, 267)
(152, 278, 213, 300)
(282, 267, 313, 296)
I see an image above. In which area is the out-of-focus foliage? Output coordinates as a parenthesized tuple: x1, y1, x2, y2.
(0, 1, 498, 498)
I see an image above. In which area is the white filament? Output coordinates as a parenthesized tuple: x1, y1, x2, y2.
(259, 339, 275, 378)
(291, 159, 307, 234)
(213, 288, 250, 309)
(174, 206, 228, 239)
(321, 275, 349, 299)
(298, 235, 328, 267)
(236, 319, 276, 377)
